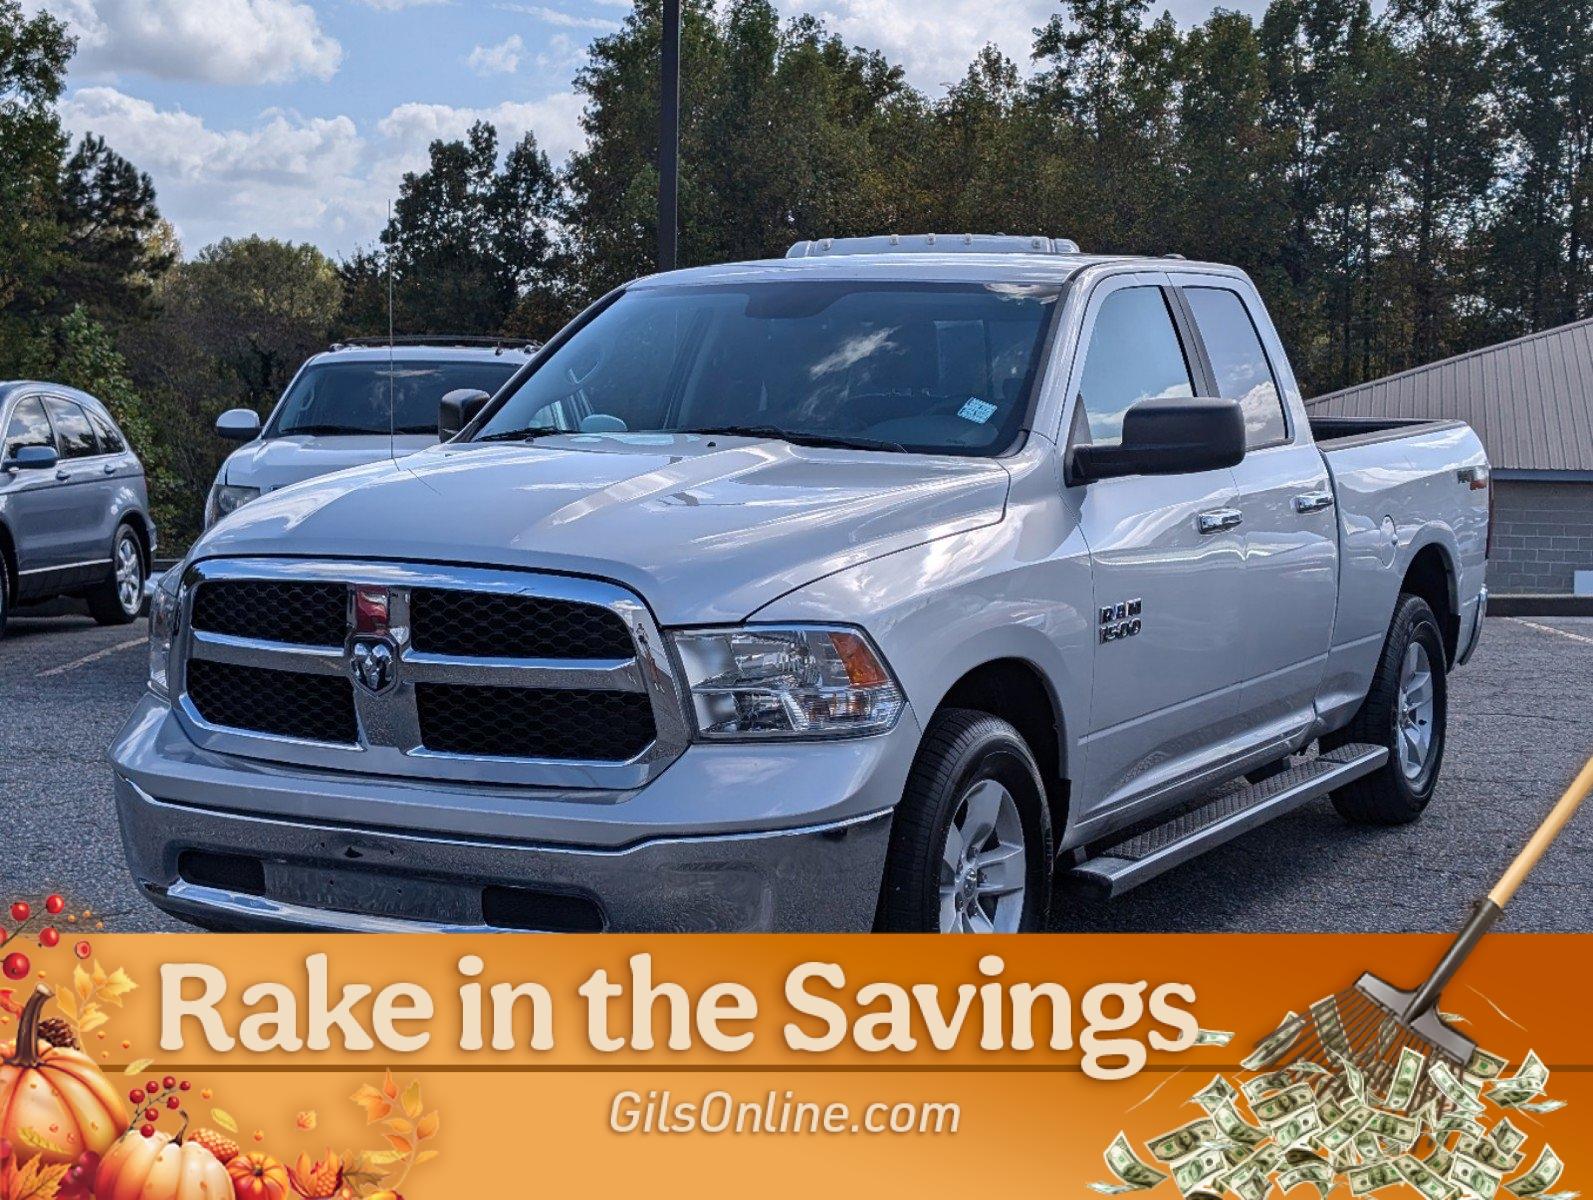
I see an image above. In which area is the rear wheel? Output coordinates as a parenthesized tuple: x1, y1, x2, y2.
(86, 523, 145, 626)
(878, 709, 1052, 932)
(0, 560, 9, 641)
(1328, 593, 1448, 825)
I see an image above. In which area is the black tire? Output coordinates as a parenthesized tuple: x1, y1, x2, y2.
(1327, 593, 1448, 825)
(878, 708, 1053, 932)
(86, 522, 145, 626)
(0, 559, 9, 641)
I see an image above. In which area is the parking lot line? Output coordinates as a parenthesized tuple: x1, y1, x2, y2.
(38, 636, 146, 678)
(1507, 617, 1593, 647)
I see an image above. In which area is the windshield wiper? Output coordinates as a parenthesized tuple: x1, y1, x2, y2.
(680, 425, 907, 453)
(278, 424, 383, 437)
(472, 426, 573, 443)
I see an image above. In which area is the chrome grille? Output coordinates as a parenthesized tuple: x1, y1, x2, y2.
(186, 658, 357, 744)
(174, 559, 690, 790)
(409, 588, 632, 659)
(192, 579, 346, 646)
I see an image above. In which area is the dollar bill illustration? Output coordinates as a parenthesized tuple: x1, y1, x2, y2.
(1147, 1118, 1221, 1163)
(1385, 1045, 1427, 1112)
(1173, 1148, 1230, 1195)
(1431, 1061, 1488, 1115)
(1097, 1132, 1169, 1193)
(1506, 1147, 1564, 1197)
(1396, 1153, 1455, 1200)
(1349, 1160, 1404, 1195)
(1310, 996, 1352, 1058)
(1193, 1075, 1239, 1114)
(1252, 1082, 1316, 1127)
(1466, 1048, 1510, 1081)
(1195, 1028, 1235, 1047)
(1242, 1013, 1306, 1071)
(1452, 1152, 1504, 1199)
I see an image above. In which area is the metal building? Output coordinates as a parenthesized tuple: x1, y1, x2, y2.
(1308, 319, 1593, 597)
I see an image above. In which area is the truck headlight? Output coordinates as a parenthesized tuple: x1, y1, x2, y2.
(148, 569, 181, 698)
(670, 626, 904, 739)
(204, 482, 260, 528)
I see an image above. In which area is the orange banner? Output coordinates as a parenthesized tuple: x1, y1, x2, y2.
(1, 934, 1586, 1197)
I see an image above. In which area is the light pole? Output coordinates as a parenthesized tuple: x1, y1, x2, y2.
(658, 0, 681, 272)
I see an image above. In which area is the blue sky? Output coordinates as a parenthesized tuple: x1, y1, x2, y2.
(35, 0, 1262, 259)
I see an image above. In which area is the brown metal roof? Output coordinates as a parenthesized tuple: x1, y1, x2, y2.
(1305, 317, 1593, 473)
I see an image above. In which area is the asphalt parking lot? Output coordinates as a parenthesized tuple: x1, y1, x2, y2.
(1, 609, 1589, 933)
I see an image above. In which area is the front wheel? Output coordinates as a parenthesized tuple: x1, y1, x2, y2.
(878, 709, 1053, 932)
(86, 524, 145, 626)
(1327, 592, 1448, 825)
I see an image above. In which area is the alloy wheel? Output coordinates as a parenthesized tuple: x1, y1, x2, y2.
(1396, 641, 1436, 780)
(115, 533, 144, 616)
(938, 778, 1026, 933)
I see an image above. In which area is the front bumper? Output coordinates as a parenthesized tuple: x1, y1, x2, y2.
(110, 695, 916, 932)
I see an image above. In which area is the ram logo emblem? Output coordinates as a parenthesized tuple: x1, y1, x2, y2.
(1099, 598, 1143, 643)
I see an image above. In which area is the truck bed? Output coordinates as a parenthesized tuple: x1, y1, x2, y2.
(1308, 414, 1467, 450)
(1306, 411, 1465, 449)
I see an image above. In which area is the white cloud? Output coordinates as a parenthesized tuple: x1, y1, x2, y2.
(61, 87, 374, 250)
(57, 86, 589, 256)
(355, 0, 450, 8)
(776, 0, 1052, 93)
(37, 0, 341, 85)
(467, 34, 525, 76)
(496, 4, 621, 32)
(377, 94, 586, 165)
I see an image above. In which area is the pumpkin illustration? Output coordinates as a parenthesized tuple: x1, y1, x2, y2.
(0, 986, 126, 1167)
(95, 1120, 233, 1200)
(227, 1151, 292, 1200)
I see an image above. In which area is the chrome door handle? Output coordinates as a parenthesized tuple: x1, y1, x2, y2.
(54, 469, 69, 482)
(1293, 489, 1335, 514)
(1196, 507, 1243, 535)
(102, 462, 117, 475)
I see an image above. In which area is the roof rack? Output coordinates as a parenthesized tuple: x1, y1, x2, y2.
(786, 233, 1082, 258)
(329, 335, 538, 352)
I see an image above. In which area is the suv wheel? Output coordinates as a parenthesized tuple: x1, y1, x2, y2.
(878, 709, 1053, 932)
(0, 560, 9, 641)
(1327, 592, 1448, 825)
(86, 524, 145, 626)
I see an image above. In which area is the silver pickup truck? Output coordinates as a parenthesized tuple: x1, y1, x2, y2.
(111, 235, 1490, 933)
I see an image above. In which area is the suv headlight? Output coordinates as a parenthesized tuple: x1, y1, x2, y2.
(670, 625, 904, 739)
(148, 568, 181, 698)
(205, 482, 260, 528)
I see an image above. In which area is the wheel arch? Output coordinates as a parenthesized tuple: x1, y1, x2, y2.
(0, 518, 15, 602)
(931, 657, 1070, 848)
(1400, 538, 1459, 667)
(117, 508, 155, 573)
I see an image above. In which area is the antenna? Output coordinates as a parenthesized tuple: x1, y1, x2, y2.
(387, 201, 397, 466)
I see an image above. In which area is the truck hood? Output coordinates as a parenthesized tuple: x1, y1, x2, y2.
(192, 433, 1011, 624)
(222, 434, 437, 493)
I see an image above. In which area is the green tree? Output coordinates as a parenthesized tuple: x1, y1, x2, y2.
(0, 0, 71, 363)
(372, 121, 560, 336)
(52, 133, 175, 322)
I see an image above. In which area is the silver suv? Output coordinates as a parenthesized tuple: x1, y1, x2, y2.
(0, 382, 155, 639)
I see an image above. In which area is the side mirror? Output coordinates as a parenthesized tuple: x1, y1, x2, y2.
(1069, 398, 1245, 484)
(2, 444, 59, 472)
(438, 389, 492, 441)
(215, 408, 262, 442)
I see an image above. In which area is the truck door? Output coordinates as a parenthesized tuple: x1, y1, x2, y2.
(1068, 274, 1251, 820)
(1174, 279, 1338, 741)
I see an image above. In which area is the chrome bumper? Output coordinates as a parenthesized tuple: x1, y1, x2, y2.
(110, 695, 917, 932)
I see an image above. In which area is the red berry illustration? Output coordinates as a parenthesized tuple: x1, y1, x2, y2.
(144, 1107, 159, 1122)
(162, 1075, 176, 1090)
(45, 894, 65, 915)
(9, 901, 29, 923)
(39, 927, 59, 947)
(140, 1124, 155, 1138)
(2, 951, 29, 980)
(129, 1088, 145, 1103)
(74, 939, 92, 959)
(146, 1080, 159, 1095)
(178, 1080, 191, 1091)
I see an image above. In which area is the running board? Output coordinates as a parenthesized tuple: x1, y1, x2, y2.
(1067, 743, 1388, 898)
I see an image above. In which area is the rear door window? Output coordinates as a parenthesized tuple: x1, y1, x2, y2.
(1183, 287, 1288, 448)
(44, 398, 100, 458)
(4, 397, 54, 461)
(1075, 286, 1195, 446)
(87, 408, 127, 453)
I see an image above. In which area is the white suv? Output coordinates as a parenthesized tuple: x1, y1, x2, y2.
(206, 338, 534, 528)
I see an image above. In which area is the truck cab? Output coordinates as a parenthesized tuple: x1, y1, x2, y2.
(112, 236, 1489, 933)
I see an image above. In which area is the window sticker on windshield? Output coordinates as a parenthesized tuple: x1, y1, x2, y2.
(958, 398, 998, 425)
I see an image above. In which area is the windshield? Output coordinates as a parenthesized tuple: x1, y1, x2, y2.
(269, 359, 521, 437)
(474, 281, 1061, 455)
